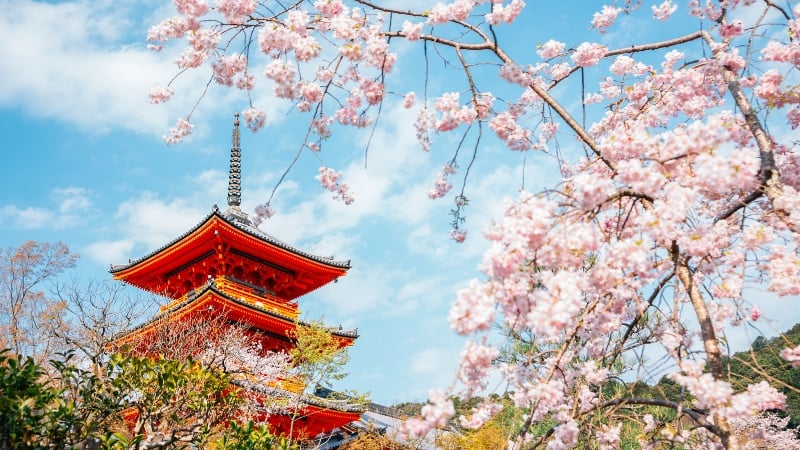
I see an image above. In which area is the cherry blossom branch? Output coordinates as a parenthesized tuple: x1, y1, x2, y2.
(591, 397, 716, 432)
(702, 27, 785, 223)
(673, 245, 723, 378)
(604, 30, 705, 58)
(549, 30, 706, 91)
(673, 241, 737, 449)
(608, 274, 673, 367)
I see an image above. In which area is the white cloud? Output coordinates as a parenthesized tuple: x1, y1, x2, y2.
(112, 192, 205, 252)
(0, 205, 53, 229)
(306, 264, 404, 322)
(411, 347, 454, 374)
(56, 187, 91, 214)
(0, 186, 93, 230)
(409, 347, 459, 392)
(190, 169, 228, 202)
(0, 0, 243, 138)
(84, 239, 135, 266)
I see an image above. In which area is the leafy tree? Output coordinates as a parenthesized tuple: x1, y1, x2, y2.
(0, 350, 80, 449)
(340, 430, 410, 450)
(104, 352, 241, 448)
(0, 348, 252, 449)
(214, 421, 295, 450)
(0, 241, 77, 362)
(288, 320, 351, 394)
(723, 323, 800, 426)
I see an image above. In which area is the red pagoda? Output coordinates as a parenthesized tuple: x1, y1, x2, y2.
(109, 114, 363, 439)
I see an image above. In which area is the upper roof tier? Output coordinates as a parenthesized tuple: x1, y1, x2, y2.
(111, 114, 350, 300)
(110, 205, 350, 300)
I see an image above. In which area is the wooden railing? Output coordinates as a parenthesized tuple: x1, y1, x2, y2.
(160, 277, 300, 320)
(213, 277, 300, 320)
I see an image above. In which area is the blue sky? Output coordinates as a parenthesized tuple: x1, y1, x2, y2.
(1, 0, 798, 405)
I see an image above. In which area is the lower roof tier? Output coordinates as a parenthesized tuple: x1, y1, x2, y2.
(112, 279, 357, 354)
(239, 381, 364, 440)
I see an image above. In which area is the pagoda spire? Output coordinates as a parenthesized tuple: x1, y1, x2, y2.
(225, 113, 249, 223)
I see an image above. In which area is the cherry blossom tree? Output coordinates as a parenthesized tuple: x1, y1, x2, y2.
(148, 0, 800, 448)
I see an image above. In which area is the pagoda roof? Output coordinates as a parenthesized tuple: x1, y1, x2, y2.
(236, 380, 365, 414)
(111, 205, 350, 273)
(113, 279, 358, 346)
(110, 205, 350, 299)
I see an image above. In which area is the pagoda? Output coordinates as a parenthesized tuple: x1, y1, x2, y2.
(109, 114, 363, 439)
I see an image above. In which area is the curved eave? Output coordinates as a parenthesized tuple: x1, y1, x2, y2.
(235, 380, 365, 414)
(110, 206, 351, 276)
(112, 282, 359, 345)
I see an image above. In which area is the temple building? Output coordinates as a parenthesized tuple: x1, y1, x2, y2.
(109, 114, 363, 440)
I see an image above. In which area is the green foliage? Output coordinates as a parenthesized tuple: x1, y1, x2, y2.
(340, 430, 410, 450)
(0, 348, 248, 449)
(0, 349, 77, 449)
(105, 351, 241, 447)
(289, 321, 350, 392)
(390, 401, 423, 417)
(214, 421, 296, 450)
(723, 323, 800, 426)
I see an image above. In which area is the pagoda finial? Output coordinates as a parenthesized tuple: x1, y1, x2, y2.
(224, 113, 250, 224)
(228, 113, 242, 209)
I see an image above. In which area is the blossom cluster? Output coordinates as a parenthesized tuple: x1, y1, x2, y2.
(315, 166, 354, 205)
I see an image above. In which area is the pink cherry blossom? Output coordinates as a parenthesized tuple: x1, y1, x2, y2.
(403, 389, 455, 437)
(457, 340, 499, 396)
(402, 92, 416, 108)
(163, 117, 193, 145)
(485, 0, 525, 26)
(448, 0, 474, 22)
(449, 228, 467, 243)
(176, 28, 220, 68)
(788, 106, 800, 129)
(253, 204, 275, 226)
(551, 420, 579, 449)
(595, 423, 622, 449)
(591, 5, 621, 33)
(750, 306, 761, 322)
(212, 54, 247, 86)
(537, 39, 565, 59)
(401, 20, 423, 41)
(489, 112, 532, 150)
(761, 40, 800, 65)
(595, 80, 619, 103)
(459, 399, 502, 429)
(263, 60, 297, 98)
(315, 166, 355, 204)
(147, 16, 193, 43)
(316, 166, 340, 191)
(449, 279, 495, 334)
(148, 85, 174, 104)
(313, 0, 344, 17)
(428, 163, 455, 199)
(609, 55, 650, 77)
(242, 107, 266, 132)
(780, 346, 800, 367)
(571, 42, 607, 67)
(718, 19, 744, 39)
(426, 3, 450, 25)
(175, 0, 209, 18)
(216, 0, 256, 24)
(652, 0, 677, 20)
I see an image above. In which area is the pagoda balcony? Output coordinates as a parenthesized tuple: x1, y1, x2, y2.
(160, 276, 300, 321)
